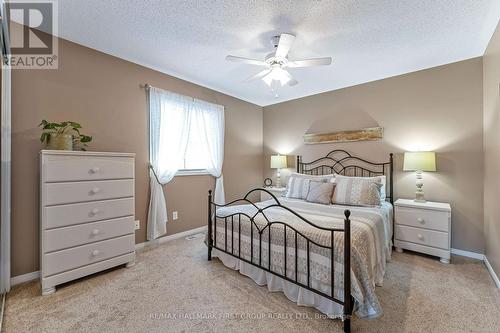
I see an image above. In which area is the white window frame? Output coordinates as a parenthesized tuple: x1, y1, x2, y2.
(175, 169, 210, 176)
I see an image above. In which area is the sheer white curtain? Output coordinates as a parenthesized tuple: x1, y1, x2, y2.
(192, 99, 225, 204)
(147, 87, 225, 240)
(147, 87, 192, 240)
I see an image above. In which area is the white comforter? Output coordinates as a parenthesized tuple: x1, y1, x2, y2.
(211, 198, 393, 318)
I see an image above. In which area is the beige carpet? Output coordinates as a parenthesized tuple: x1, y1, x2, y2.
(4, 234, 500, 333)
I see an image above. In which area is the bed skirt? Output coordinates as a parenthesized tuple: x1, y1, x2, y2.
(212, 248, 351, 319)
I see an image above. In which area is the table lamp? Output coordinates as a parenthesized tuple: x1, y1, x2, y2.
(270, 154, 287, 188)
(403, 151, 436, 202)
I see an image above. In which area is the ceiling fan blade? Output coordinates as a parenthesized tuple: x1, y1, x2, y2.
(246, 69, 272, 82)
(284, 71, 298, 86)
(226, 55, 267, 66)
(275, 33, 295, 58)
(287, 57, 332, 68)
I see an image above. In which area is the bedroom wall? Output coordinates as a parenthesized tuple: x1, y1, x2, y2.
(263, 58, 484, 254)
(11, 36, 263, 276)
(483, 22, 500, 276)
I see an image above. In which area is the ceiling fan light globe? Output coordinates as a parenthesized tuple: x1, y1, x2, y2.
(265, 68, 290, 85)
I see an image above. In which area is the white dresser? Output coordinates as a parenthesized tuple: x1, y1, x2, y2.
(394, 198, 451, 263)
(40, 150, 136, 295)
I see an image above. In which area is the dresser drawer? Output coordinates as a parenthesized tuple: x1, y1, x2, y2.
(42, 155, 134, 182)
(395, 206, 449, 232)
(43, 217, 135, 253)
(43, 234, 135, 277)
(395, 225, 448, 250)
(44, 179, 134, 206)
(44, 197, 134, 229)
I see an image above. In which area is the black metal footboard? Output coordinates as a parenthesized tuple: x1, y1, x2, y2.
(207, 188, 354, 333)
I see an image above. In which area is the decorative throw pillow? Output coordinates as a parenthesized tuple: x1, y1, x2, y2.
(332, 175, 382, 207)
(286, 173, 334, 200)
(306, 181, 336, 205)
(333, 175, 386, 200)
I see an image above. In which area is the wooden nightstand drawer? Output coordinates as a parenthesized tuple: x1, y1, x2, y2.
(396, 206, 449, 232)
(395, 225, 449, 249)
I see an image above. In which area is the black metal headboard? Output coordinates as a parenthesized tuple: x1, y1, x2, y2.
(296, 150, 394, 204)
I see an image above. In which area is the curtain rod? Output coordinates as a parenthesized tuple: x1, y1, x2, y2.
(142, 83, 223, 107)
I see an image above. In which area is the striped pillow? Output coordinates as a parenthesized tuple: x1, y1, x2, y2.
(332, 175, 382, 207)
(286, 173, 334, 200)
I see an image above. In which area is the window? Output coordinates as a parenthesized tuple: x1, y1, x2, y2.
(148, 87, 224, 178)
(148, 87, 225, 237)
(177, 119, 211, 174)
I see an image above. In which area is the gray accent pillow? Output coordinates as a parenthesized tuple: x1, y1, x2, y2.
(306, 181, 336, 205)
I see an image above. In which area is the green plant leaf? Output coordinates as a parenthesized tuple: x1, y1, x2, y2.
(80, 135, 92, 143)
(43, 123, 57, 130)
(40, 132, 49, 143)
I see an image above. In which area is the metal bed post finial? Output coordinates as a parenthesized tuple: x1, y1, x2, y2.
(207, 190, 213, 261)
(296, 155, 301, 173)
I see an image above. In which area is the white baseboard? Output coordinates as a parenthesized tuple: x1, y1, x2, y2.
(135, 226, 207, 251)
(451, 248, 484, 260)
(10, 270, 40, 287)
(483, 255, 500, 290)
(450, 248, 500, 289)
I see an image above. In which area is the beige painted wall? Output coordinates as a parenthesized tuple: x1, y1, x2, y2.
(263, 58, 484, 253)
(11, 37, 263, 276)
(483, 22, 500, 275)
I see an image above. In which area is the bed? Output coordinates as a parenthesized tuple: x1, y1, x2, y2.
(206, 150, 394, 333)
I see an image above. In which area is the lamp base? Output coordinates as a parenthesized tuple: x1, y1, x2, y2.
(414, 171, 426, 203)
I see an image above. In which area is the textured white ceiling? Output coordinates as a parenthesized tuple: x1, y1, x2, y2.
(55, 0, 500, 106)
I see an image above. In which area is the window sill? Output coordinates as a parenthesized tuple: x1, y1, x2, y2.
(175, 169, 210, 177)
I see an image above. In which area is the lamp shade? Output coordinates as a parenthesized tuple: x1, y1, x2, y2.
(403, 152, 436, 172)
(270, 155, 287, 169)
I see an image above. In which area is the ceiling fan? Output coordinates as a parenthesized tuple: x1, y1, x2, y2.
(226, 33, 332, 97)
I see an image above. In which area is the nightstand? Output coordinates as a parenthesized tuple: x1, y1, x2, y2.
(261, 187, 287, 202)
(394, 198, 451, 264)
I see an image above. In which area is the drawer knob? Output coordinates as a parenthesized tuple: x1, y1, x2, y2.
(417, 234, 424, 240)
(90, 187, 101, 194)
(91, 229, 99, 235)
(91, 208, 100, 215)
(417, 218, 425, 224)
(90, 167, 100, 174)
(91, 250, 100, 256)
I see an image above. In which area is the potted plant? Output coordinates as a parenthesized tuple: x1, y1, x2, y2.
(39, 120, 92, 151)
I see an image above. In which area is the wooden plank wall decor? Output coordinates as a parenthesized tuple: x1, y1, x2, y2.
(303, 127, 383, 144)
